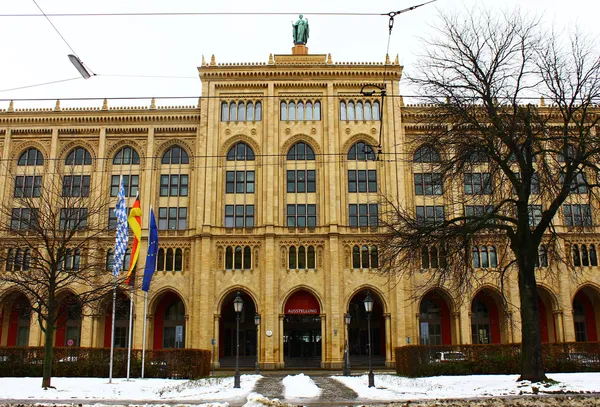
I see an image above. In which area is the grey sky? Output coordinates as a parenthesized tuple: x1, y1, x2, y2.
(2, 0, 598, 108)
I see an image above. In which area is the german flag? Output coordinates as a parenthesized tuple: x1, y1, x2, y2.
(125, 193, 142, 286)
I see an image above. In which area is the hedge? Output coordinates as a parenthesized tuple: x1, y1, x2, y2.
(395, 342, 600, 377)
(0, 347, 211, 379)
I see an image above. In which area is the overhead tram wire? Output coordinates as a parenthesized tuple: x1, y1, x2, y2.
(1, 11, 384, 18)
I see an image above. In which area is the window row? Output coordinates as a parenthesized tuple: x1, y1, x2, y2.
(11, 208, 38, 231)
(421, 246, 447, 269)
(340, 101, 381, 121)
(14, 176, 42, 198)
(280, 100, 321, 121)
(157, 248, 184, 272)
(4, 249, 32, 272)
(221, 101, 263, 122)
(288, 246, 316, 269)
(349, 204, 378, 227)
(224, 246, 252, 270)
(106, 248, 131, 272)
(472, 246, 498, 268)
(351, 245, 379, 269)
(224, 205, 254, 228)
(572, 244, 598, 267)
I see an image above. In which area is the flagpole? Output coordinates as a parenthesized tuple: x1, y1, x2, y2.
(141, 290, 148, 378)
(109, 274, 117, 384)
(126, 281, 134, 380)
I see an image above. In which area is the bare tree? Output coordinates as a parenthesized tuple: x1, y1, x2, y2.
(0, 167, 124, 388)
(380, 8, 600, 382)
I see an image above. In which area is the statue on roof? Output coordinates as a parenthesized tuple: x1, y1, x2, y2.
(292, 15, 310, 45)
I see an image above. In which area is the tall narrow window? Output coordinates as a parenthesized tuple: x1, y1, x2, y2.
(298, 246, 306, 269)
(246, 102, 254, 121)
(472, 247, 480, 268)
(225, 247, 233, 269)
(365, 102, 372, 120)
(297, 102, 305, 120)
(306, 102, 313, 120)
(352, 246, 360, 269)
(238, 102, 246, 122)
(255, 102, 262, 121)
(590, 244, 598, 266)
(234, 246, 242, 269)
(347, 102, 355, 120)
(221, 102, 229, 121)
(582, 245, 590, 266)
(314, 101, 321, 120)
(373, 101, 380, 120)
(573, 245, 581, 267)
(280, 101, 287, 121)
(289, 246, 297, 269)
(229, 102, 237, 122)
(288, 102, 296, 120)
(307, 246, 316, 269)
(243, 246, 252, 269)
(356, 102, 364, 120)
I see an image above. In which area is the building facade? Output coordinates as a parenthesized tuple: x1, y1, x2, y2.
(0, 46, 599, 369)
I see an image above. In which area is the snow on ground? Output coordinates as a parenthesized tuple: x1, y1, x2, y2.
(281, 373, 321, 399)
(333, 372, 600, 401)
(0, 375, 261, 403)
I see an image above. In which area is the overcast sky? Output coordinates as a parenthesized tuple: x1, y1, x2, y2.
(2, 0, 599, 108)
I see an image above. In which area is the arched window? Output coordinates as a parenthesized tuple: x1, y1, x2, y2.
(356, 102, 364, 120)
(340, 102, 347, 120)
(234, 246, 243, 269)
(472, 247, 480, 268)
(582, 245, 590, 266)
(166, 248, 174, 271)
(238, 102, 246, 122)
(352, 246, 360, 269)
(113, 146, 140, 165)
(255, 102, 262, 121)
(558, 144, 575, 162)
(314, 101, 321, 120)
(365, 102, 372, 120)
(287, 142, 315, 160)
(65, 147, 92, 165)
(347, 101, 355, 120)
(246, 102, 254, 122)
(489, 246, 497, 267)
(243, 246, 252, 269)
(361, 246, 370, 269)
(298, 246, 306, 269)
(13, 249, 23, 272)
(174, 248, 183, 271)
(481, 246, 489, 268)
(370, 246, 379, 268)
(430, 246, 439, 268)
(288, 102, 296, 121)
(227, 142, 255, 161)
(280, 101, 288, 121)
(162, 145, 189, 165)
(348, 141, 376, 161)
(413, 145, 441, 163)
(289, 247, 297, 269)
(573, 244, 581, 267)
(297, 102, 305, 121)
(306, 102, 313, 120)
(538, 245, 548, 268)
(23, 249, 31, 271)
(221, 102, 229, 121)
(307, 246, 315, 269)
(225, 247, 233, 270)
(157, 248, 165, 271)
(590, 244, 598, 266)
(373, 101, 380, 120)
(229, 102, 237, 122)
(421, 246, 430, 268)
(18, 148, 44, 166)
(106, 249, 115, 271)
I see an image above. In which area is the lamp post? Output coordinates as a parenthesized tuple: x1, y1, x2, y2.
(233, 292, 244, 389)
(344, 312, 352, 376)
(363, 290, 375, 388)
(254, 312, 261, 374)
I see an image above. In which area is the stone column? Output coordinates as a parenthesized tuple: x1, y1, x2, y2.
(553, 310, 565, 342)
(320, 313, 327, 368)
(384, 313, 393, 367)
(212, 314, 220, 369)
(452, 312, 462, 344)
(278, 314, 285, 369)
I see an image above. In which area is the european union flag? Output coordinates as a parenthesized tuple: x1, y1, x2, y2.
(142, 207, 158, 292)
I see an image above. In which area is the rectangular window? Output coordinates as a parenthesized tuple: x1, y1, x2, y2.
(159, 174, 188, 197)
(348, 170, 377, 193)
(11, 208, 38, 230)
(528, 205, 542, 227)
(226, 171, 255, 194)
(349, 203, 378, 227)
(465, 205, 494, 218)
(157, 207, 187, 230)
(14, 176, 42, 198)
(59, 208, 88, 230)
(111, 175, 139, 197)
(464, 172, 491, 195)
(287, 170, 316, 193)
(225, 205, 255, 228)
(286, 204, 317, 227)
(416, 205, 445, 225)
(62, 175, 91, 197)
(414, 173, 443, 195)
(564, 204, 592, 226)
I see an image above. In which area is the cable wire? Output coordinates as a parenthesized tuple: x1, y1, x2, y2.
(31, 0, 79, 56)
(1, 11, 385, 18)
(0, 77, 83, 93)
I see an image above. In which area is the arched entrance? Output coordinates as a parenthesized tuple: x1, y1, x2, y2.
(573, 287, 599, 342)
(470, 289, 503, 344)
(219, 291, 258, 367)
(2, 293, 31, 347)
(537, 286, 557, 343)
(55, 294, 82, 347)
(419, 290, 452, 345)
(348, 289, 386, 367)
(153, 291, 186, 349)
(283, 290, 321, 367)
(102, 292, 131, 348)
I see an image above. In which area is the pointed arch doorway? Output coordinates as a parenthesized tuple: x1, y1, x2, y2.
(283, 290, 322, 368)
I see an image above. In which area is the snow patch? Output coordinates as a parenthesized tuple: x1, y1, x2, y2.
(243, 392, 297, 407)
(281, 373, 321, 399)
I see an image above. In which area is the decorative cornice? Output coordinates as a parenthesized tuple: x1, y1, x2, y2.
(58, 128, 101, 135)
(106, 127, 149, 135)
(155, 127, 198, 134)
(10, 128, 53, 135)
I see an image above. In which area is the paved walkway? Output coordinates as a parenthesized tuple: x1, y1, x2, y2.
(251, 375, 358, 403)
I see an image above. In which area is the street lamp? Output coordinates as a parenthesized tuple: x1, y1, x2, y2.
(254, 312, 261, 374)
(344, 312, 352, 376)
(363, 290, 375, 388)
(233, 292, 244, 389)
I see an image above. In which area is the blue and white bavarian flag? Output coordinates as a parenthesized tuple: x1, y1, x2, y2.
(112, 175, 129, 276)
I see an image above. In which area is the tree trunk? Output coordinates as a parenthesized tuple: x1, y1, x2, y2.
(517, 245, 546, 382)
(42, 311, 55, 388)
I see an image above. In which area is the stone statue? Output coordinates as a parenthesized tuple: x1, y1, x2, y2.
(292, 15, 310, 45)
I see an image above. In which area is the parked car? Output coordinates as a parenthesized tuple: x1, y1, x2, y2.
(431, 351, 466, 363)
(568, 352, 600, 368)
